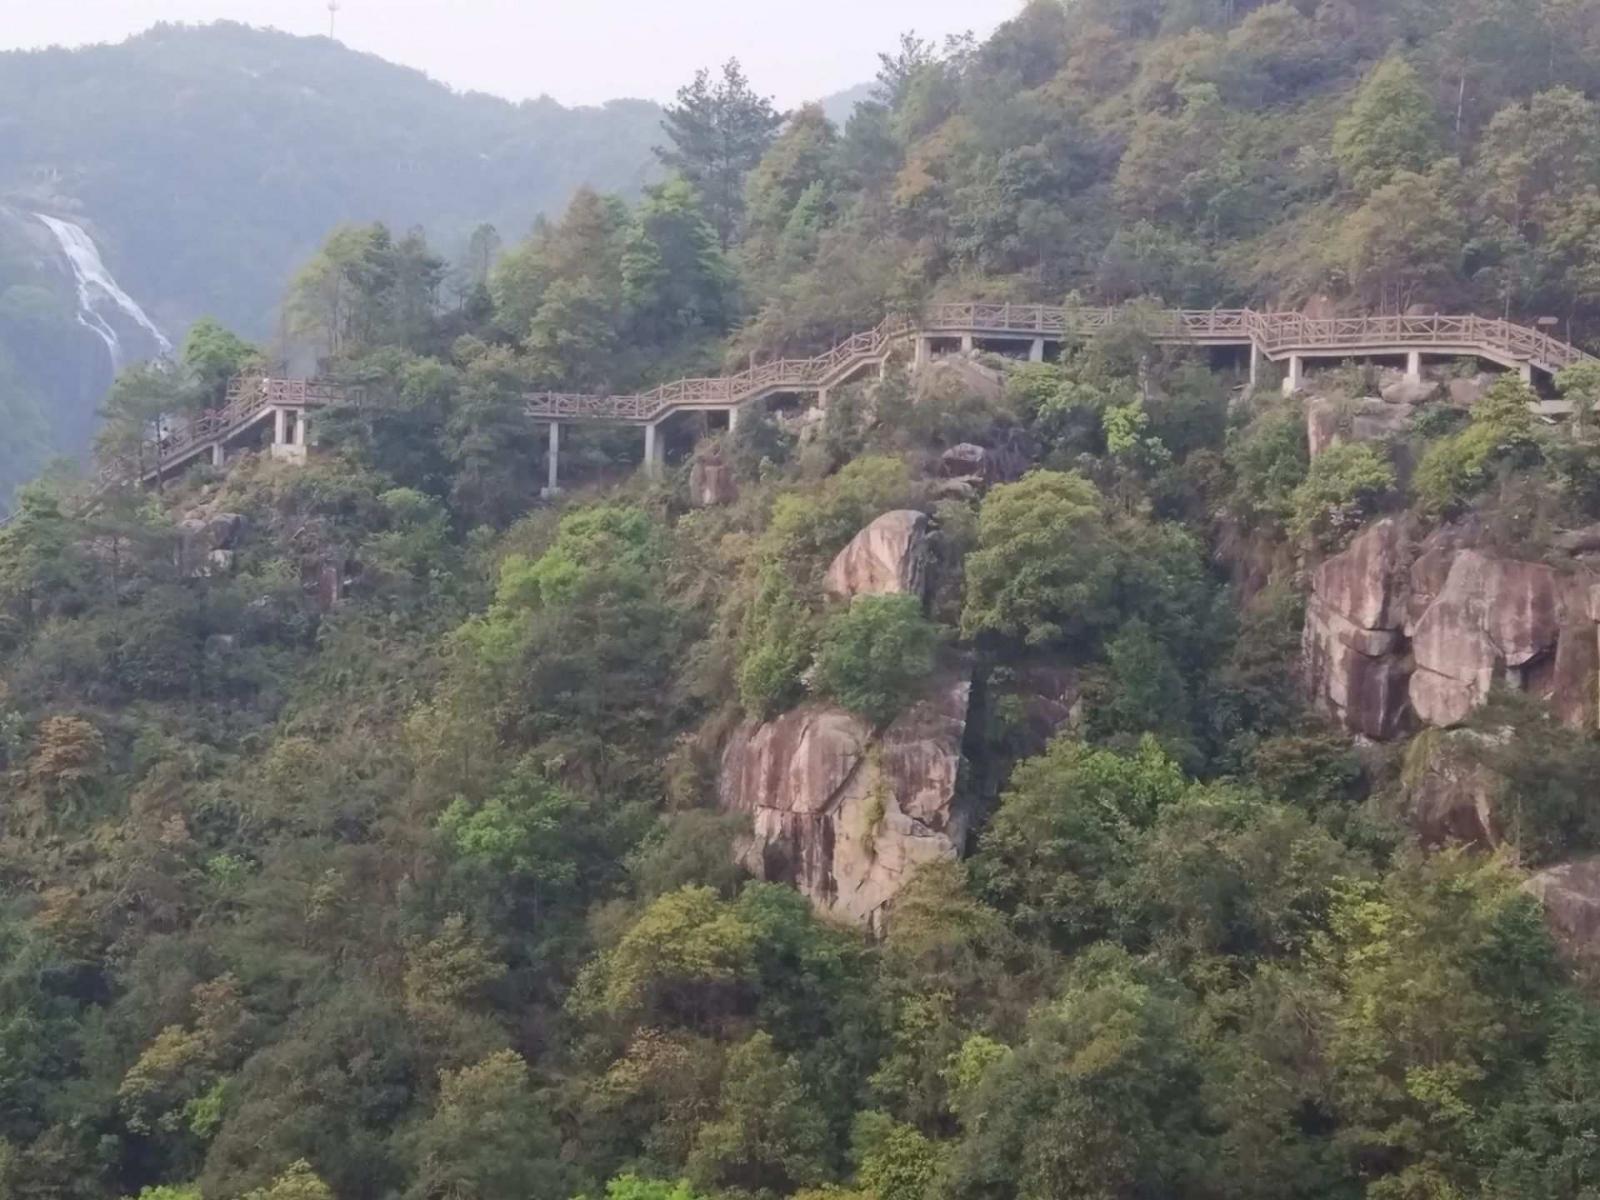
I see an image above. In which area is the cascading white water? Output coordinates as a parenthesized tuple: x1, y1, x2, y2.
(34, 213, 171, 370)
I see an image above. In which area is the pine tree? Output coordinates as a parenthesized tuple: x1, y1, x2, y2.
(657, 59, 784, 247)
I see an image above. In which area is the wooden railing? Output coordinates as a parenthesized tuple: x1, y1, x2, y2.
(527, 314, 916, 423)
(527, 305, 1595, 425)
(53, 302, 1594, 501)
(142, 376, 358, 472)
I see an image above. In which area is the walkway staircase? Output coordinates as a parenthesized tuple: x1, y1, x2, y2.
(103, 303, 1597, 492)
(525, 304, 1598, 426)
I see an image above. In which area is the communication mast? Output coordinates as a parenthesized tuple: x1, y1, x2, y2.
(327, 0, 341, 38)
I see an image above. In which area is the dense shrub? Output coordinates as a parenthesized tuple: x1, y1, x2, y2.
(812, 596, 942, 725)
(1287, 441, 1395, 552)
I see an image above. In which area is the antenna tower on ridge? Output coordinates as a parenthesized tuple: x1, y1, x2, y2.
(327, 0, 341, 38)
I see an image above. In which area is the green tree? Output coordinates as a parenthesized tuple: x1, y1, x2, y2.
(960, 471, 1117, 647)
(241, 1161, 334, 1200)
(1332, 57, 1443, 193)
(1336, 164, 1466, 310)
(1478, 88, 1600, 237)
(1319, 854, 1561, 1199)
(181, 318, 263, 406)
(1413, 374, 1540, 514)
(812, 596, 941, 726)
(658, 60, 785, 246)
(1287, 442, 1396, 553)
(940, 948, 1212, 1200)
(404, 1051, 566, 1200)
(97, 360, 198, 486)
(571, 887, 755, 1032)
(622, 179, 732, 349)
(973, 736, 1189, 948)
(686, 1032, 831, 1196)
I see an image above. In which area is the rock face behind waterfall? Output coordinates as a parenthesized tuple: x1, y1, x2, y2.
(1303, 519, 1600, 737)
(718, 675, 973, 933)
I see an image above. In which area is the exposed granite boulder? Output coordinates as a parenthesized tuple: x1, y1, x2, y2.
(823, 510, 930, 600)
(177, 512, 245, 576)
(688, 449, 738, 507)
(1446, 375, 1494, 410)
(1524, 857, 1600, 961)
(719, 675, 972, 932)
(1410, 552, 1567, 727)
(1307, 394, 1416, 458)
(1380, 375, 1437, 406)
(917, 356, 1004, 407)
(1399, 730, 1504, 849)
(1005, 663, 1082, 752)
(939, 441, 1029, 486)
(1552, 523, 1600, 557)
(1305, 516, 1600, 736)
(1302, 518, 1415, 739)
(1306, 396, 1343, 459)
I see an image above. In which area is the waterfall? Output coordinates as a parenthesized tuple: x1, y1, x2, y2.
(34, 213, 171, 370)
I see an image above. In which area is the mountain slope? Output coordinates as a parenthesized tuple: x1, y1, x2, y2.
(0, 22, 664, 500)
(0, 22, 663, 336)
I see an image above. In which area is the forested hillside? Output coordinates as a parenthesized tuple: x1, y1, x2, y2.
(0, 22, 663, 334)
(0, 21, 663, 498)
(9, 3, 1600, 1200)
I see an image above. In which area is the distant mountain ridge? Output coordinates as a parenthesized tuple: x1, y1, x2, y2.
(0, 21, 668, 499)
(0, 21, 666, 336)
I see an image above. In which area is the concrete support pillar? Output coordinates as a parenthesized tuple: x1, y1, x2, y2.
(1283, 354, 1304, 396)
(727, 405, 740, 435)
(960, 333, 975, 353)
(273, 406, 288, 445)
(914, 336, 931, 367)
(817, 387, 831, 409)
(1519, 362, 1535, 386)
(1249, 343, 1260, 388)
(1029, 337, 1046, 363)
(545, 420, 560, 496)
(878, 357, 889, 380)
(1406, 350, 1423, 382)
(643, 420, 662, 477)
(211, 443, 225, 468)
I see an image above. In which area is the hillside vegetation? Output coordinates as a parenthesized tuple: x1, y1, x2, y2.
(6, 3, 1600, 1200)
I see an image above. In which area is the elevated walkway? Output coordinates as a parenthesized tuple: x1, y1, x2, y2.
(135, 377, 354, 485)
(525, 303, 1595, 486)
(114, 304, 1594, 493)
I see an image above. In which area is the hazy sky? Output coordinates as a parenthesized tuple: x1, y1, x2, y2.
(1, 1, 1010, 108)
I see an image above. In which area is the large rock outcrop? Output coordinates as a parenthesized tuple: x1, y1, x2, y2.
(1301, 518, 1415, 739)
(177, 511, 245, 576)
(1304, 521, 1600, 736)
(1524, 857, 1600, 962)
(718, 675, 972, 932)
(1409, 553, 1567, 726)
(1398, 729, 1504, 849)
(823, 510, 930, 600)
(1306, 395, 1417, 459)
(688, 449, 738, 507)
